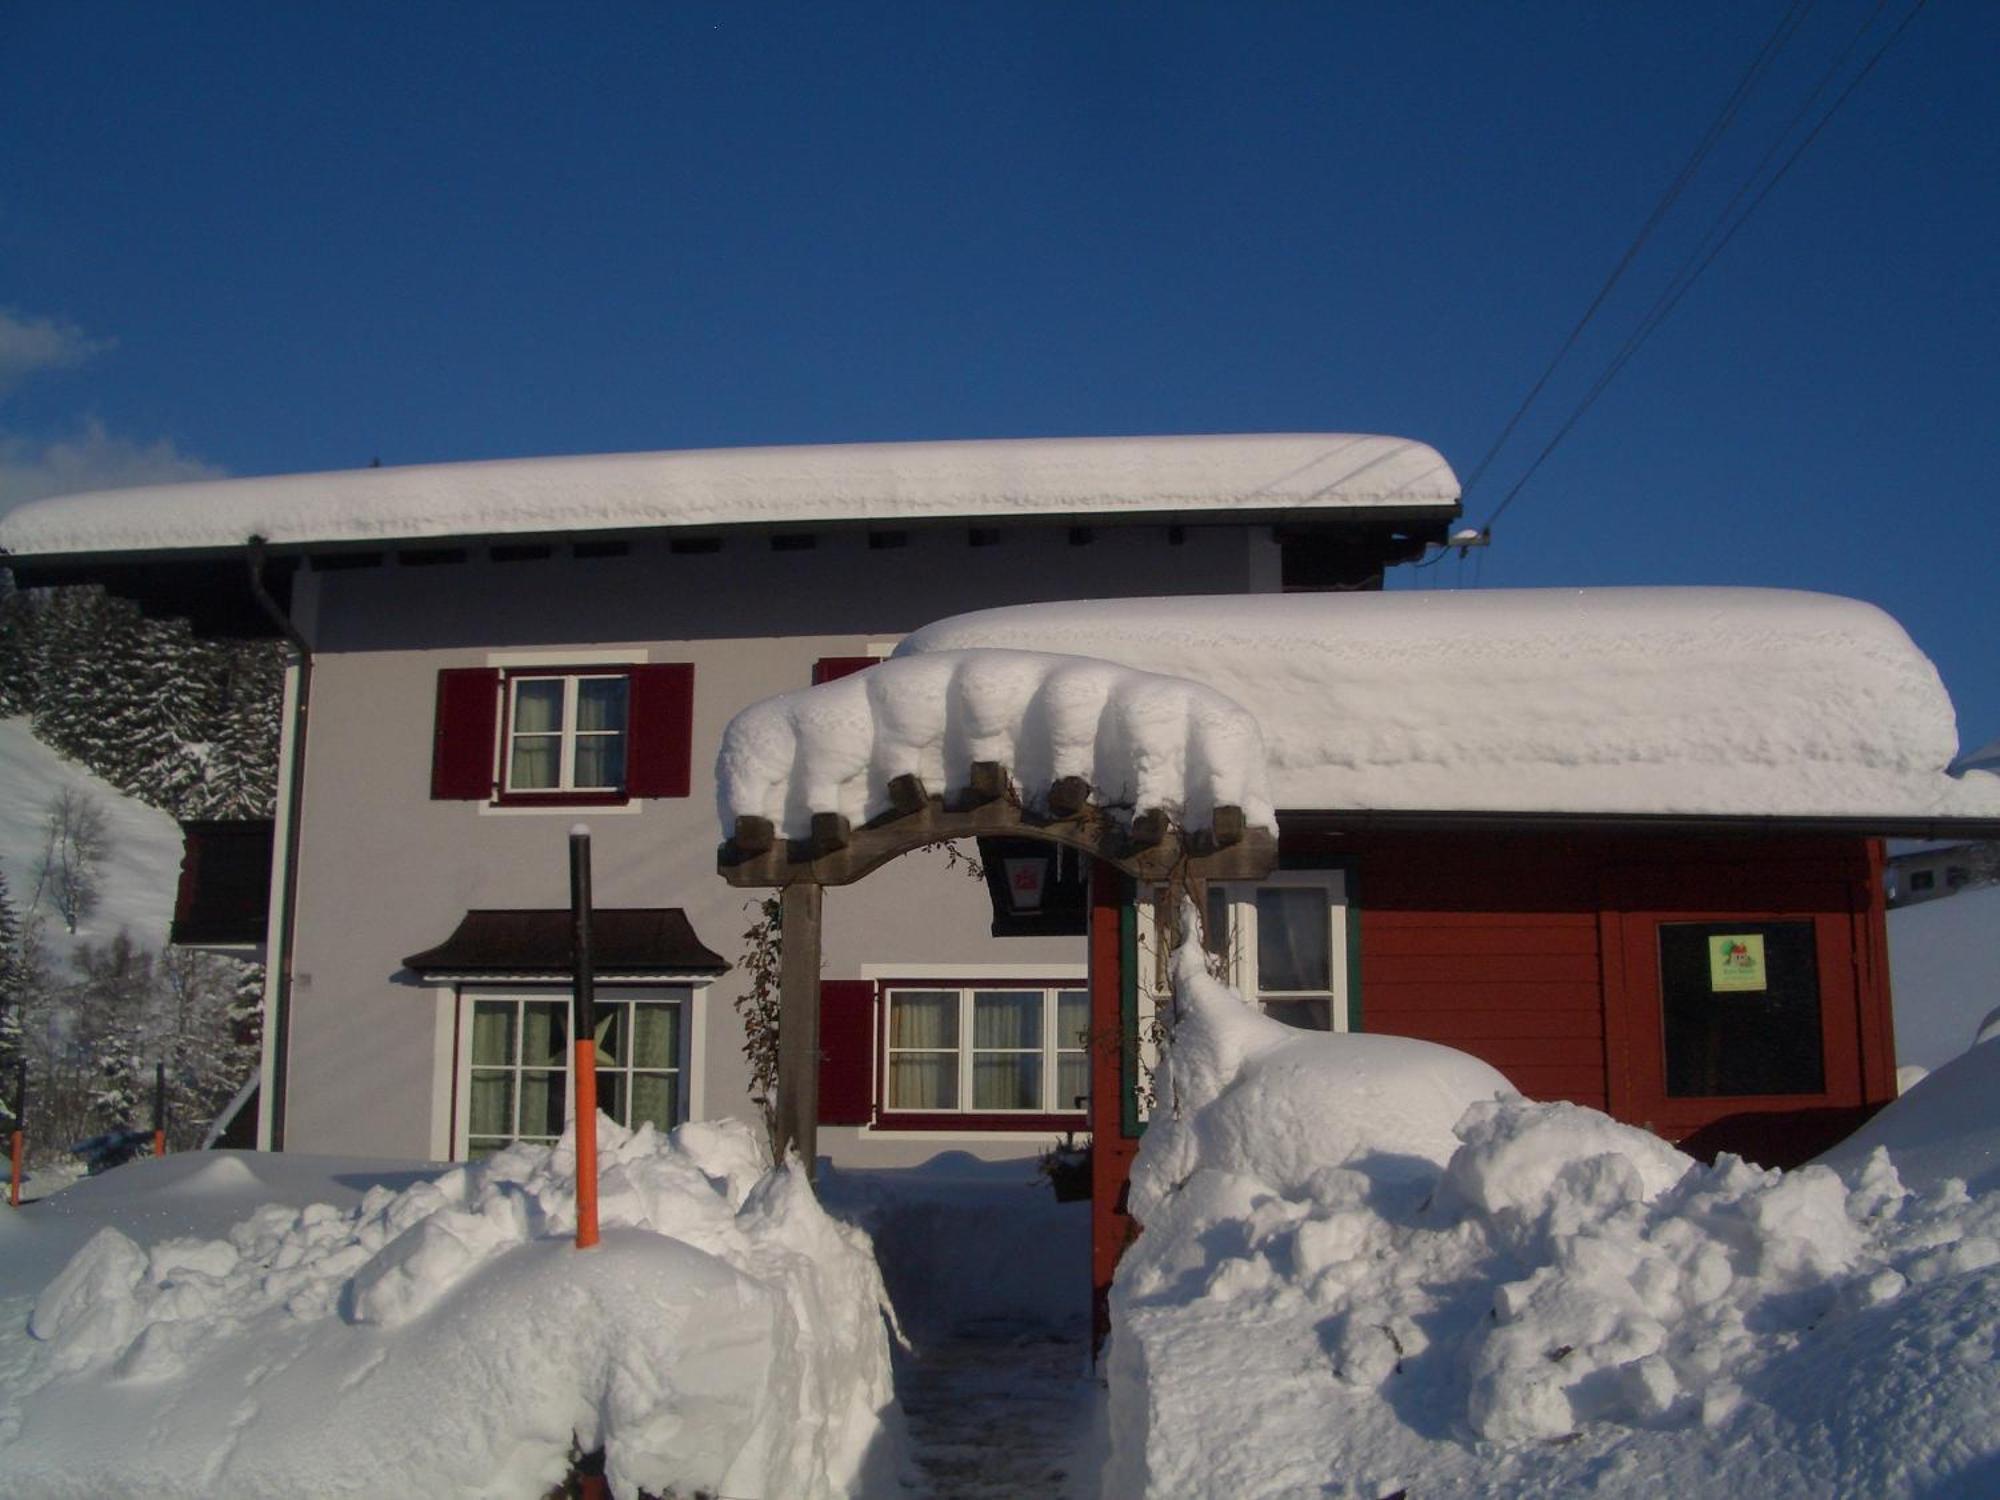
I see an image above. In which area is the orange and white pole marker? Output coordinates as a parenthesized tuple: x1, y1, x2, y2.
(152, 1061, 167, 1158)
(570, 825, 600, 1250)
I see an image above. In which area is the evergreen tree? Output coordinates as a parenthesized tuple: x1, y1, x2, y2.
(0, 871, 27, 1131)
(70, 933, 158, 1130)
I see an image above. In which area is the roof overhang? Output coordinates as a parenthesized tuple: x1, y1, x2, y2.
(401, 908, 729, 981)
(1277, 808, 2000, 841)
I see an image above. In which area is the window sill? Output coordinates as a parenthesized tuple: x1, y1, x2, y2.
(491, 792, 633, 808)
(874, 1110, 1089, 1132)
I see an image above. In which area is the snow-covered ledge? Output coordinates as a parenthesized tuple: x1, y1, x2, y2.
(716, 649, 1277, 884)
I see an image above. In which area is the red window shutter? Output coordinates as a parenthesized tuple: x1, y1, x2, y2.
(431, 668, 500, 800)
(813, 656, 877, 685)
(818, 980, 877, 1126)
(626, 663, 695, 799)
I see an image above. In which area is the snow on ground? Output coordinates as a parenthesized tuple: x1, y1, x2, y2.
(1104, 925, 2000, 1499)
(901, 589, 2000, 821)
(719, 648, 1274, 841)
(1890, 883, 2000, 1071)
(0, 433, 1458, 556)
(0, 716, 183, 967)
(0, 1117, 897, 1499)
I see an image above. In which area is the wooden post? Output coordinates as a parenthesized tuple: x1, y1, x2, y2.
(570, 826, 600, 1250)
(9, 1061, 24, 1208)
(152, 1061, 167, 1158)
(1087, 859, 1138, 1358)
(775, 880, 824, 1181)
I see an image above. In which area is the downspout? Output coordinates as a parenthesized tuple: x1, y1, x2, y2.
(247, 536, 310, 1150)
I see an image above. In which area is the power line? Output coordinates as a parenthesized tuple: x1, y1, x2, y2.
(1480, 0, 1928, 536)
(1456, 0, 1818, 500)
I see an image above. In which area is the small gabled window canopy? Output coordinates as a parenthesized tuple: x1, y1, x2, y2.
(401, 908, 729, 980)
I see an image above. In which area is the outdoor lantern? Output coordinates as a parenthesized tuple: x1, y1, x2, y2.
(1004, 854, 1049, 912)
(978, 838, 1089, 937)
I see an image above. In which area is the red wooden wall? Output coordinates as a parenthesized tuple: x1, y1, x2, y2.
(1285, 823, 1897, 1159)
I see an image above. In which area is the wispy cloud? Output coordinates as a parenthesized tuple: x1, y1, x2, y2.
(0, 418, 226, 515)
(0, 309, 114, 397)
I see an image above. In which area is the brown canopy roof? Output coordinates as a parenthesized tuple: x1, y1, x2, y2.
(401, 908, 728, 978)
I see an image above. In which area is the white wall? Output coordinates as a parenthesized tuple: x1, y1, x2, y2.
(280, 522, 1270, 1160)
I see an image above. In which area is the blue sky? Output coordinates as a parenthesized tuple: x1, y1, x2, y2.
(3, 2, 1995, 743)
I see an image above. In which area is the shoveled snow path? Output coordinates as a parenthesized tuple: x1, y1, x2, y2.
(891, 1318, 1099, 1499)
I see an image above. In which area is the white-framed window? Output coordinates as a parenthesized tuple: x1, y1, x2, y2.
(504, 672, 630, 794)
(1146, 870, 1349, 1033)
(459, 987, 687, 1156)
(882, 984, 1091, 1115)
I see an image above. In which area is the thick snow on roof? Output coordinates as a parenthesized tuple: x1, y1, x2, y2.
(0, 432, 1457, 557)
(718, 648, 1274, 840)
(901, 587, 2000, 823)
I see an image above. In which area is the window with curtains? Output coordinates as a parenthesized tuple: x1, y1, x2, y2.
(505, 673, 629, 794)
(1151, 871, 1348, 1032)
(463, 991, 685, 1156)
(883, 985, 1090, 1114)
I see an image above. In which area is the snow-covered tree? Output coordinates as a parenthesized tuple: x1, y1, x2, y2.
(31, 786, 110, 935)
(0, 871, 28, 1131)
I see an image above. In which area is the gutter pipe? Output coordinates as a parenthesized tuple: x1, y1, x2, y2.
(247, 536, 309, 1150)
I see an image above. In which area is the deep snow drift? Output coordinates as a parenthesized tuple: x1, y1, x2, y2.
(0, 1117, 896, 1499)
(1105, 928, 2000, 1498)
(901, 588, 2000, 821)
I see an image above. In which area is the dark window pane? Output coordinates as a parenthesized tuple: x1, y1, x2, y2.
(1660, 921, 1824, 1097)
(1257, 887, 1330, 992)
(521, 1070, 567, 1135)
(630, 1072, 677, 1131)
(1264, 997, 1333, 1032)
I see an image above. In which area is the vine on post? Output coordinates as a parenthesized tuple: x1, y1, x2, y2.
(734, 895, 783, 1159)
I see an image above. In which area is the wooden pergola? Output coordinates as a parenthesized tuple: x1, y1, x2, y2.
(718, 762, 1278, 1178)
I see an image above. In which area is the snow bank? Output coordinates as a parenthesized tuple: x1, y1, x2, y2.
(718, 648, 1275, 840)
(0, 433, 1457, 556)
(1104, 927, 2000, 1498)
(902, 588, 2000, 822)
(1821, 1031, 2000, 1198)
(0, 1118, 896, 1500)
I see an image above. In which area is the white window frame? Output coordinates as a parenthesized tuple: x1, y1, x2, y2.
(879, 981, 1091, 1116)
(502, 671, 631, 795)
(453, 984, 694, 1158)
(1140, 869, 1350, 1031)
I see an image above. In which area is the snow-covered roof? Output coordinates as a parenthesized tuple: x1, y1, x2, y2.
(0, 433, 1458, 558)
(898, 587, 2000, 826)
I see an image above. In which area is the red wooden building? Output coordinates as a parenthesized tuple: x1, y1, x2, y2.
(884, 588, 2000, 1326)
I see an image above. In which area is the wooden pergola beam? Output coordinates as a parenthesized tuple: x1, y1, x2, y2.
(721, 773, 1278, 889)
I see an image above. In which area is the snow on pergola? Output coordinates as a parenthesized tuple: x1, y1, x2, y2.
(718, 648, 1276, 859)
